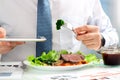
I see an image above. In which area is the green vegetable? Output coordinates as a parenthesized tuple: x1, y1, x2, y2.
(58, 50, 69, 54)
(56, 19, 65, 30)
(27, 55, 46, 66)
(84, 54, 100, 63)
(27, 55, 35, 62)
(27, 50, 100, 66)
(27, 50, 60, 66)
(76, 51, 85, 56)
(41, 50, 60, 64)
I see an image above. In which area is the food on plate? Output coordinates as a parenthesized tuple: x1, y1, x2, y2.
(61, 54, 84, 63)
(53, 54, 87, 66)
(84, 54, 100, 63)
(27, 50, 100, 66)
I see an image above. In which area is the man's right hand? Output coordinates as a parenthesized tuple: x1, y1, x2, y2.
(0, 27, 25, 54)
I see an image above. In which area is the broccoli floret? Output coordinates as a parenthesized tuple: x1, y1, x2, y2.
(56, 19, 65, 30)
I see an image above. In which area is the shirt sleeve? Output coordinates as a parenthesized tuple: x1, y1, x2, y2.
(89, 0, 119, 47)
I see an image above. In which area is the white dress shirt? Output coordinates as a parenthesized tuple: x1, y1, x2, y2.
(0, 0, 119, 61)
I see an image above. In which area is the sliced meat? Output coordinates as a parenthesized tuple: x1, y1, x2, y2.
(61, 54, 85, 63)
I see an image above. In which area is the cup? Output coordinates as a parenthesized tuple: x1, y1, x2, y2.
(101, 47, 120, 66)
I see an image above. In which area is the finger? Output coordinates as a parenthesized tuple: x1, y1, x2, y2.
(73, 29, 87, 35)
(0, 46, 15, 54)
(76, 33, 93, 41)
(86, 44, 100, 50)
(85, 44, 97, 50)
(14, 42, 25, 45)
(82, 40, 96, 48)
(75, 25, 99, 34)
(0, 42, 11, 46)
(82, 39, 94, 45)
(0, 27, 6, 38)
(9, 41, 25, 47)
(83, 40, 101, 50)
(0, 34, 5, 38)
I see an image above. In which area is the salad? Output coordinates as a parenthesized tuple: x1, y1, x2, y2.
(27, 50, 100, 66)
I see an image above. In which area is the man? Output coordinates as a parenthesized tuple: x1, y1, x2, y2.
(0, 0, 119, 61)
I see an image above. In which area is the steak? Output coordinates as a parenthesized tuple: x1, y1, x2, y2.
(61, 54, 85, 63)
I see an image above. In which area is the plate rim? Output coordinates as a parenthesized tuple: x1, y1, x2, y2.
(23, 60, 92, 71)
(0, 38, 46, 42)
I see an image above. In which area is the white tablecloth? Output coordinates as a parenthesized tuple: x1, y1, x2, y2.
(0, 61, 120, 80)
(22, 64, 120, 80)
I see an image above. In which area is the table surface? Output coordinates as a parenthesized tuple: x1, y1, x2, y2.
(1, 62, 120, 80)
(22, 63, 120, 80)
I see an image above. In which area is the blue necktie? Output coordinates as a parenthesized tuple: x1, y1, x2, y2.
(36, 0, 52, 57)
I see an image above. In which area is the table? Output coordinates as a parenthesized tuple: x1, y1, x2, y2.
(1, 62, 120, 80)
(22, 64, 120, 80)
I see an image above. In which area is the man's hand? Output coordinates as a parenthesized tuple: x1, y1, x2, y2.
(0, 27, 25, 54)
(74, 25, 102, 50)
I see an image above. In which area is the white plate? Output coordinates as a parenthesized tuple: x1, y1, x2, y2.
(0, 37, 46, 42)
(23, 60, 93, 71)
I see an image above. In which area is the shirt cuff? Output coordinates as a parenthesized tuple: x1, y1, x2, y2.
(101, 34, 105, 47)
(101, 33, 110, 48)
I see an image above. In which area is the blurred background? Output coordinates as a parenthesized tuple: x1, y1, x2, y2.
(100, 0, 120, 44)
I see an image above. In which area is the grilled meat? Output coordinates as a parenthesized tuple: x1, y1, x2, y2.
(61, 54, 85, 63)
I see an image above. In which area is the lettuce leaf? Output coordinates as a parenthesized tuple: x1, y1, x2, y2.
(84, 54, 100, 63)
